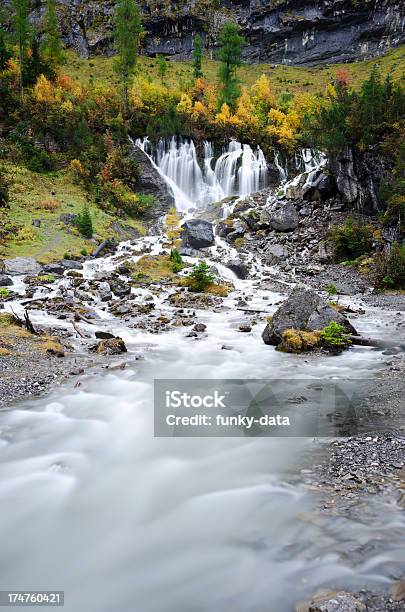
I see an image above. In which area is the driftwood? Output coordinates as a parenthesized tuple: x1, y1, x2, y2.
(71, 320, 87, 338)
(9, 307, 38, 334)
(349, 335, 404, 350)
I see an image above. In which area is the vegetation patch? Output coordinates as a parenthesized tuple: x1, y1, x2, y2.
(374, 243, 405, 290)
(278, 329, 322, 353)
(329, 217, 374, 262)
(132, 254, 177, 282)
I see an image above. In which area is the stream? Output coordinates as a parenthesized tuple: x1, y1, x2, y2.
(0, 141, 404, 612)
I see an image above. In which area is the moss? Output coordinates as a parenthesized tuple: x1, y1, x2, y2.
(278, 328, 321, 353)
(132, 254, 176, 282)
(205, 282, 231, 296)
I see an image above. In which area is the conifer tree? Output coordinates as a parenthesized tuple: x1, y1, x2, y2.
(41, 0, 64, 69)
(0, 30, 12, 70)
(77, 205, 93, 238)
(192, 34, 203, 79)
(113, 0, 142, 116)
(157, 55, 167, 83)
(217, 21, 245, 110)
(12, 0, 30, 97)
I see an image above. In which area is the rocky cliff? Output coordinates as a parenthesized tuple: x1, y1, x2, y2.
(2, 0, 404, 65)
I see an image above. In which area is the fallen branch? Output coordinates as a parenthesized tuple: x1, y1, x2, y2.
(24, 310, 37, 334)
(349, 335, 404, 350)
(71, 320, 87, 339)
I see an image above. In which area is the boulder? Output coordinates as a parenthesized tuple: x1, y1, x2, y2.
(97, 282, 112, 302)
(181, 219, 215, 250)
(4, 257, 42, 276)
(131, 144, 175, 219)
(224, 259, 249, 279)
(59, 259, 83, 270)
(32, 219, 41, 227)
(109, 280, 131, 297)
(0, 274, 13, 287)
(262, 287, 357, 346)
(43, 263, 66, 275)
(93, 238, 118, 258)
(178, 246, 205, 257)
(91, 337, 127, 355)
(269, 202, 299, 232)
(95, 331, 116, 340)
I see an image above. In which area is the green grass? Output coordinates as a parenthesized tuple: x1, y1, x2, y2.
(1, 164, 146, 263)
(64, 45, 405, 96)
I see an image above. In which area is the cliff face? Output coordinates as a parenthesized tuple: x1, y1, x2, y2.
(2, 0, 405, 65)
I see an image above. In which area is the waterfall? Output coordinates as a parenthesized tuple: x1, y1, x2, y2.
(135, 136, 268, 211)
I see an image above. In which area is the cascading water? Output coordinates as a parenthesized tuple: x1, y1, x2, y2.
(135, 136, 268, 211)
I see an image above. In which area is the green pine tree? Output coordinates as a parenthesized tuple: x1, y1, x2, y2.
(77, 205, 93, 238)
(217, 21, 245, 110)
(113, 0, 142, 116)
(41, 0, 64, 69)
(12, 0, 30, 98)
(0, 30, 12, 70)
(157, 55, 167, 83)
(192, 34, 203, 79)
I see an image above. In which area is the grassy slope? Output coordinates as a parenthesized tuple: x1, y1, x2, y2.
(2, 164, 145, 263)
(64, 45, 405, 94)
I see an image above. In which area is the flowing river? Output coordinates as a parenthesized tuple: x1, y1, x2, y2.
(0, 143, 404, 611)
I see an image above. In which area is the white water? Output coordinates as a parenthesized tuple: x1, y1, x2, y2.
(135, 136, 268, 211)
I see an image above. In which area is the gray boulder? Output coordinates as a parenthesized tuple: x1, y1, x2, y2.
(97, 282, 112, 302)
(4, 257, 42, 276)
(59, 259, 83, 270)
(262, 287, 357, 346)
(181, 219, 214, 250)
(109, 280, 131, 297)
(43, 263, 65, 275)
(0, 274, 13, 287)
(224, 259, 249, 279)
(269, 202, 299, 232)
(131, 144, 175, 219)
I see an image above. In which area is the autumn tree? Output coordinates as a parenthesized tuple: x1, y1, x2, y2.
(12, 0, 30, 97)
(113, 0, 142, 116)
(217, 21, 245, 110)
(41, 0, 64, 69)
(192, 34, 203, 79)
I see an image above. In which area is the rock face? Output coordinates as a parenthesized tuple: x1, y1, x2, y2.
(17, 0, 404, 65)
(330, 146, 392, 214)
(262, 287, 357, 346)
(181, 219, 215, 250)
(130, 144, 175, 219)
(3, 257, 42, 276)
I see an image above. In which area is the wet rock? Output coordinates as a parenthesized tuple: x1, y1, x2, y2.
(239, 323, 252, 332)
(178, 246, 205, 257)
(262, 287, 357, 346)
(193, 323, 207, 332)
(60, 213, 78, 225)
(97, 282, 112, 302)
(181, 219, 214, 250)
(59, 259, 83, 271)
(0, 274, 13, 287)
(269, 202, 299, 232)
(297, 590, 366, 612)
(225, 259, 249, 279)
(43, 263, 65, 275)
(95, 331, 115, 340)
(91, 337, 127, 355)
(391, 579, 405, 601)
(4, 257, 42, 276)
(216, 221, 233, 238)
(130, 144, 175, 218)
(109, 280, 131, 297)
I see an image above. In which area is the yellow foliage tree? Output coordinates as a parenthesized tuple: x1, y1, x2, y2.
(165, 207, 182, 246)
(33, 74, 61, 104)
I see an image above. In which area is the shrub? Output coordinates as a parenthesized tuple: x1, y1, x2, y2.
(0, 287, 10, 297)
(170, 248, 183, 273)
(188, 261, 215, 292)
(38, 274, 55, 283)
(16, 226, 37, 242)
(326, 283, 338, 297)
(0, 166, 10, 207)
(374, 243, 405, 290)
(320, 321, 352, 349)
(76, 205, 93, 238)
(80, 248, 88, 256)
(329, 217, 374, 261)
(36, 197, 59, 210)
